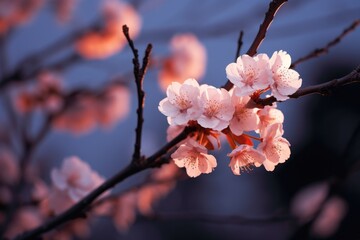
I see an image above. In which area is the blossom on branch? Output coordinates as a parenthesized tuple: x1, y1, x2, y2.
(269, 50, 302, 101)
(198, 85, 234, 131)
(228, 144, 265, 175)
(158, 78, 201, 125)
(171, 140, 217, 178)
(49, 156, 106, 214)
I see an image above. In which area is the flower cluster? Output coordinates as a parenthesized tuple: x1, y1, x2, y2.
(158, 51, 301, 177)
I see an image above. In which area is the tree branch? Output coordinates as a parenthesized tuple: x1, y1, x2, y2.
(234, 31, 244, 61)
(123, 25, 152, 163)
(223, 0, 288, 90)
(291, 19, 360, 68)
(254, 65, 360, 106)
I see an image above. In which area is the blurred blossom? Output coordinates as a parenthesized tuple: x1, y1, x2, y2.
(0, 187, 12, 204)
(75, 0, 141, 59)
(43, 219, 90, 240)
(97, 84, 130, 128)
(52, 0, 80, 23)
(158, 34, 207, 91)
(49, 156, 106, 214)
(14, 72, 63, 114)
(0, 150, 19, 185)
(137, 163, 178, 215)
(32, 179, 49, 202)
(291, 182, 329, 223)
(5, 207, 43, 239)
(53, 95, 98, 134)
(311, 196, 348, 238)
(113, 191, 137, 232)
(0, 0, 44, 35)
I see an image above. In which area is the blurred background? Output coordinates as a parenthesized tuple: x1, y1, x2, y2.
(1, 0, 360, 239)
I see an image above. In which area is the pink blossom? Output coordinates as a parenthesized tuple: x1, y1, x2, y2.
(228, 144, 265, 175)
(226, 54, 272, 96)
(53, 96, 98, 134)
(52, 0, 80, 23)
(229, 91, 259, 136)
(198, 85, 234, 131)
(171, 140, 217, 178)
(291, 182, 329, 223)
(166, 125, 186, 142)
(49, 156, 106, 213)
(113, 191, 137, 232)
(257, 123, 290, 171)
(158, 33, 207, 91)
(257, 105, 284, 133)
(75, 0, 141, 59)
(311, 196, 347, 238)
(0, 150, 19, 185)
(97, 85, 130, 128)
(5, 207, 42, 239)
(158, 78, 201, 125)
(269, 51, 302, 101)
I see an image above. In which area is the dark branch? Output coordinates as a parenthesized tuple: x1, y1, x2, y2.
(291, 19, 360, 68)
(123, 25, 153, 162)
(223, 0, 287, 90)
(234, 31, 244, 61)
(13, 126, 195, 240)
(254, 65, 360, 106)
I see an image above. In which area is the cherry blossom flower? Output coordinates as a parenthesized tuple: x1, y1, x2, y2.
(291, 182, 329, 223)
(228, 144, 265, 175)
(171, 140, 217, 178)
(52, 0, 80, 23)
(53, 96, 98, 134)
(97, 85, 130, 128)
(0, 150, 19, 185)
(198, 84, 234, 131)
(269, 50, 302, 101)
(75, 0, 141, 59)
(113, 191, 137, 232)
(5, 207, 42, 239)
(158, 78, 201, 125)
(257, 105, 284, 133)
(226, 54, 272, 96)
(311, 196, 347, 238)
(49, 156, 106, 213)
(158, 33, 207, 91)
(166, 125, 186, 142)
(257, 123, 290, 171)
(229, 91, 259, 136)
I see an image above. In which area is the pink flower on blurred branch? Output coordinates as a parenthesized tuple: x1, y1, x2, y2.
(198, 85, 234, 131)
(0, 150, 19, 185)
(256, 105, 284, 133)
(269, 50, 302, 101)
(257, 123, 290, 171)
(49, 156, 106, 214)
(158, 78, 201, 126)
(53, 96, 98, 134)
(113, 192, 137, 232)
(158, 34, 207, 91)
(75, 0, 141, 59)
(311, 196, 347, 238)
(229, 92, 259, 136)
(171, 140, 217, 178)
(228, 144, 265, 175)
(97, 84, 130, 128)
(226, 54, 271, 97)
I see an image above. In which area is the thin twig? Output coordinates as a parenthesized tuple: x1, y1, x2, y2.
(254, 65, 360, 106)
(123, 25, 152, 162)
(234, 31, 244, 61)
(291, 19, 360, 68)
(223, 0, 288, 90)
